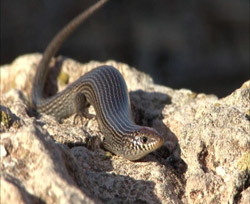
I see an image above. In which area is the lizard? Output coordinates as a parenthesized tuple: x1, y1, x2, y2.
(31, 0, 164, 160)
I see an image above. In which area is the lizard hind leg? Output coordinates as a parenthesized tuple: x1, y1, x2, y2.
(73, 92, 95, 125)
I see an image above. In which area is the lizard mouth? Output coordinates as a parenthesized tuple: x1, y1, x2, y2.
(125, 133, 165, 161)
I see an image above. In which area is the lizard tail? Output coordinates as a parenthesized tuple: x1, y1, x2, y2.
(31, 0, 109, 109)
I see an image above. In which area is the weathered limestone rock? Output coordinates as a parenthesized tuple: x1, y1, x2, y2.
(1, 54, 249, 204)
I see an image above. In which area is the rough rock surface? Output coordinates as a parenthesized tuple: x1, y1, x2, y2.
(1, 54, 249, 204)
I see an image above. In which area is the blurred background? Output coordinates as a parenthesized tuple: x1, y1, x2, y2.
(1, 0, 249, 97)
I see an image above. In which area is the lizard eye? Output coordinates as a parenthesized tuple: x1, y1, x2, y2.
(140, 136, 148, 144)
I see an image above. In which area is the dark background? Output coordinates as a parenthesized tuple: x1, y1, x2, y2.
(1, 0, 249, 97)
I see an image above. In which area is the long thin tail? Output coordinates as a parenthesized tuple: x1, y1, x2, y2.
(31, 0, 109, 108)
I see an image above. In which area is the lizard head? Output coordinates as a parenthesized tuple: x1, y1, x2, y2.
(120, 127, 165, 161)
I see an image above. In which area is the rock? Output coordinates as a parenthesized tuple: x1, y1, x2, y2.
(1, 175, 39, 204)
(0, 144, 7, 157)
(1, 126, 98, 204)
(239, 187, 250, 204)
(0, 54, 249, 204)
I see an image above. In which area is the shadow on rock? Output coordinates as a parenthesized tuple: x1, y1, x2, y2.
(130, 90, 187, 174)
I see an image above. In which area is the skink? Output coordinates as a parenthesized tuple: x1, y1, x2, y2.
(31, 0, 164, 160)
